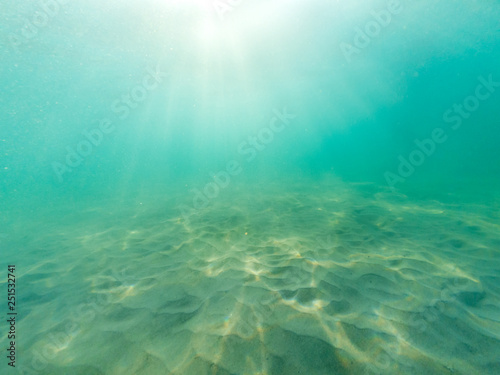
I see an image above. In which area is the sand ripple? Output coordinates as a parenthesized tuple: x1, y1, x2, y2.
(3, 181, 500, 374)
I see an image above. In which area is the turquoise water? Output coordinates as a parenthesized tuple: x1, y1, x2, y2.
(1, 0, 500, 374)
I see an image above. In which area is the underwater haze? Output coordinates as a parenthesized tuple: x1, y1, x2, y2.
(1, 0, 500, 374)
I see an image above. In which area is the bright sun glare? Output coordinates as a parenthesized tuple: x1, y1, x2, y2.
(198, 19, 218, 42)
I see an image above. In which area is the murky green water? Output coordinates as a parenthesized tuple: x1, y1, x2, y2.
(1, 1, 499, 374)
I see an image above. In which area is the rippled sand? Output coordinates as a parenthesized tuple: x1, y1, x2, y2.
(3, 179, 500, 374)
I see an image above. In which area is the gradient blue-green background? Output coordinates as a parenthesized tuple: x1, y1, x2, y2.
(1, 2, 500, 374)
(1, 0, 499, 211)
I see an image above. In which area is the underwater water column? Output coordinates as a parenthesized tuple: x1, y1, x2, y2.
(1, 0, 499, 374)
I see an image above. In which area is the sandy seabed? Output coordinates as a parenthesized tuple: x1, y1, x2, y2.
(3, 179, 500, 375)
